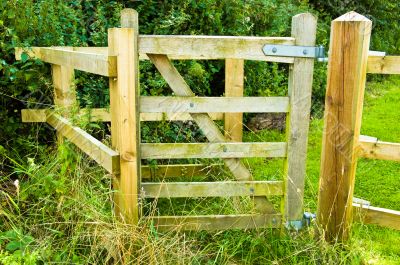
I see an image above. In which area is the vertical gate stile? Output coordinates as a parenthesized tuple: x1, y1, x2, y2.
(283, 13, 317, 229)
(108, 9, 141, 224)
(317, 12, 372, 241)
(224, 58, 244, 142)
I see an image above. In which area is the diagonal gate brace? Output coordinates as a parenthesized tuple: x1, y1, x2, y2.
(147, 54, 276, 213)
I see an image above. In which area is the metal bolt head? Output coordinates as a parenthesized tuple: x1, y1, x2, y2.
(190, 102, 194, 107)
(272, 47, 277, 53)
(303, 49, 308, 55)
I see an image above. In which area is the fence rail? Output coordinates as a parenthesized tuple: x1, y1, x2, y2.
(146, 213, 282, 231)
(141, 181, 284, 198)
(358, 135, 400, 162)
(45, 111, 120, 174)
(141, 142, 287, 159)
(140, 96, 289, 113)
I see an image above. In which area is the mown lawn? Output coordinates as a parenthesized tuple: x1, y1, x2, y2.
(302, 76, 400, 264)
(244, 76, 400, 264)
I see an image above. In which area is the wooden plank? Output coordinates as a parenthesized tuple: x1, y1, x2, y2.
(141, 142, 287, 159)
(21, 108, 224, 122)
(317, 12, 372, 242)
(283, 13, 317, 228)
(21, 109, 47, 122)
(140, 96, 289, 113)
(353, 203, 400, 230)
(367, 56, 400, 74)
(141, 164, 220, 179)
(224, 59, 244, 141)
(46, 112, 119, 174)
(108, 10, 140, 223)
(15, 47, 40, 60)
(141, 181, 283, 198)
(140, 35, 295, 62)
(358, 138, 400, 162)
(79, 108, 225, 122)
(146, 214, 281, 231)
(16, 47, 392, 65)
(139, 112, 224, 121)
(15, 47, 116, 76)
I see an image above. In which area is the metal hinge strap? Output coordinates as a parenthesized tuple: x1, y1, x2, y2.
(263, 44, 327, 62)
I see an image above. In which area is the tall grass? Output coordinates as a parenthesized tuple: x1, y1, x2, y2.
(2, 77, 400, 264)
(1, 143, 365, 264)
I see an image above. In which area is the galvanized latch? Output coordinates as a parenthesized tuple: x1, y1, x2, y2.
(263, 44, 328, 62)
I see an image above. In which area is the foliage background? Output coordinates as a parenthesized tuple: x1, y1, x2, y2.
(1, 0, 399, 162)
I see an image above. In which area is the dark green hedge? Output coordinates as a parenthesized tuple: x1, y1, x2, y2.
(1, 0, 399, 170)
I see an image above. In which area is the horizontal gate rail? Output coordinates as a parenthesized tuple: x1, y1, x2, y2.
(145, 213, 282, 231)
(141, 181, 284, 198)
(367, 55, 400, 74)
(358, 135, 400, 162)
(353, 203, 400, 230)
(46, 112, 120, 174)
(138, 35, 295, 62)
(16, 47, 117, 76)
(140, 96, 289, 113)
(141, 164, 221, 179)
(21, 108, 224, 122)
(141, 142, 287, 159)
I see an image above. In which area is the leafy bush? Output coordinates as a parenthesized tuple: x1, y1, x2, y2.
(1, 0, 398, 168)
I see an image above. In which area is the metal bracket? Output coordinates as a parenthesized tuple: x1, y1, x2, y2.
(263, 44, 327, 62)
(285, 212, 317, 231)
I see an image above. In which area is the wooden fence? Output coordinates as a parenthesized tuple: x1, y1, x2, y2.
(317, 11, 400, 241)
(17, 8, 317, 230)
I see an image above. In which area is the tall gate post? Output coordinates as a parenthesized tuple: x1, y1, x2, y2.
(317, 12, 371, 241)
(108, 9, 141, 224)
(283, 13, 317, 229)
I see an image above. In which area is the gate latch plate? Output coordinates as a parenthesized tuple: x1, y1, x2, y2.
(263, 44, 325, 60)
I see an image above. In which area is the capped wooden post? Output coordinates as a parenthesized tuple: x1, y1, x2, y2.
(283, 13, 317, 229)
(224, 59, 244, 142)
(108, 9, 141, 224)
(317, 12, 372, 241)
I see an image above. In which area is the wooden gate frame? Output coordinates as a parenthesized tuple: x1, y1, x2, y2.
(317, 11, 400, 241)
(17, 9, 317, 230)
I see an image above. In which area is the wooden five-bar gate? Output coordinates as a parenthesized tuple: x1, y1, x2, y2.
(17, 9, 318, 230)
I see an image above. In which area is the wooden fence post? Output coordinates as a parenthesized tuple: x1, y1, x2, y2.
(224, 59, 244, 142)
(51, 47, 76, 143)
(108, 9, 141, 224)
(317, 12, 372, 241)
(283, 13, 317, 229)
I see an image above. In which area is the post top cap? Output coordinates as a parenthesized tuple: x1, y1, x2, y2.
(334, 11, 371, 22)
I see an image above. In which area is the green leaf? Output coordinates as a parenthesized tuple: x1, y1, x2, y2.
(6, 241, 22, 251)
(7, 10, 15, 19)
(21, 53, 29, 63)
(24, 73, 32, 81)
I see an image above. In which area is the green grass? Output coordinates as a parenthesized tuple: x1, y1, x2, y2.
(1, 77, 399, 264)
